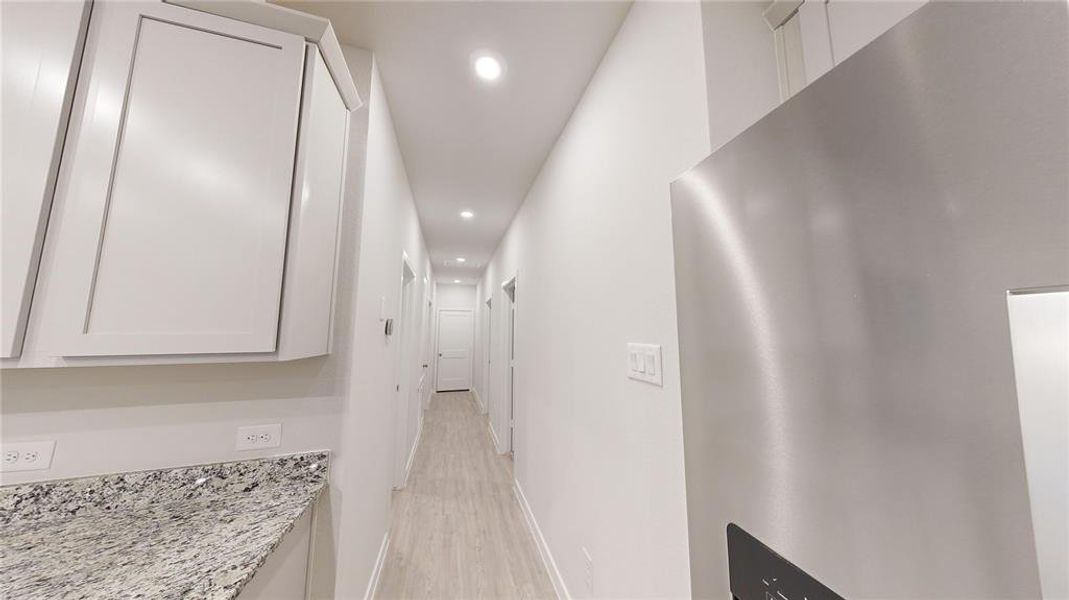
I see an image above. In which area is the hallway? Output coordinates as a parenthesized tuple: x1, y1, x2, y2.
(377, 392, 555, 599)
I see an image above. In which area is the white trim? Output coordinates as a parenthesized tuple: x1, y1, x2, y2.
(363, 531, 391, 600)
(392, 253, 418, 490)
(487, 422, 504, 455)
(762, 0, 804, 30)
(303, 497, 320, 599)
(472, 388, 487, 414)
(513, 480, 569, 600)
(400, 411, 424, 489)
(165, 0, 361, 110)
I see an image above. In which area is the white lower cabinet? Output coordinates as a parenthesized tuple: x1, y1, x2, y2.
(1, 1, 356, 368)
(238, 511, 313, 600)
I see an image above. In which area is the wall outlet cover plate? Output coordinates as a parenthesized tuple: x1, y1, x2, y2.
(1, 440, 57, 472)
(235, 424, 282, 451)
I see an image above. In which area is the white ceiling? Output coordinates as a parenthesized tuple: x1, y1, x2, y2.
(275, 1, 631, 283)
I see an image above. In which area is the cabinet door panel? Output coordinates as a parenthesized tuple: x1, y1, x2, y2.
(54, 1, 304, 356)
(0, 0, 91, 358)
(276, 46, 350, 360)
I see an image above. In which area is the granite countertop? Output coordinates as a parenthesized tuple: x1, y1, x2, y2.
(0, 451, 328, 600)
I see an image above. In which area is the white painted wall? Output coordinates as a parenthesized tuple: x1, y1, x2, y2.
(475, 2, 710, 596)
(330, 48, 434, 600)
(472, 286, 490, 416)
(700, 1, 781, 152)
(0, 364, 345, 483)
(435, 283, 475, 311)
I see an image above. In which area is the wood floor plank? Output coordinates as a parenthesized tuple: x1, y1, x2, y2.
(376, 392, 556, 600)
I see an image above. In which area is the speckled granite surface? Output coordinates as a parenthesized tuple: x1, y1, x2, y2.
(0, 451, 328, 600)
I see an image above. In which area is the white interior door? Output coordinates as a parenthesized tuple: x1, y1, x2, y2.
(508, 300, 516, 453)
(436, 309, 473, 392)
(503, 278, 517, 455)
(483, 297, 492, 414)
(393, 261, 416, 489)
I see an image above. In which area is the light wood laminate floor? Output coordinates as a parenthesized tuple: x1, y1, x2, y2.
(376, 391, 556, 599)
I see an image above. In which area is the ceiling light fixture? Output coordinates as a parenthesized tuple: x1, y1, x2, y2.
(454, 280, 462, 284)
(460, 210, 474, 219)
(471, 52, 505, 82)
(456, 257, 466, 263)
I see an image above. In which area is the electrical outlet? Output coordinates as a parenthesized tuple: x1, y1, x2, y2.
(582, 546, 593, 594)
(235, 424, 281, 451)
(1, 440, 56, 472)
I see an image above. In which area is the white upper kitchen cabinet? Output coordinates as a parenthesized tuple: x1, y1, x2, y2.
(825, 0, 927, 64)
(53, 1, 304, 356)
(276, 46, 351, 360)
(0, 0, 92, 358)
(768, 0, 928, 99)
(2, 0, 361, 368)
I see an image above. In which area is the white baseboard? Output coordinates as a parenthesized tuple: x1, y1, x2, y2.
(513, 480, 570, 600)
(487, 422, 504, 454)
(364, 531, 391, 600)
(471, 388, 487, 414)
(400, 412, 424, 489)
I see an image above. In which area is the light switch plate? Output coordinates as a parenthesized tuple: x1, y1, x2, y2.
(627, 343, 663, 386)
(235, 424, 282, 451)
(1, 440, 56, 472)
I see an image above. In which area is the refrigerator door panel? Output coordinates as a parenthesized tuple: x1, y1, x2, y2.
(670, 3, 1067, 598)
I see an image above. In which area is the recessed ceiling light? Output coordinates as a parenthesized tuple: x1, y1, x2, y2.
(456, 257, 466, 263)
(472, 52, 504, 82)
(454, 279, 462, 284)
(460, 210, 474, 219)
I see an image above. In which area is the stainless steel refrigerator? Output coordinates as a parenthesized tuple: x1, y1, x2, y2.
(670, 3, 1067, 599)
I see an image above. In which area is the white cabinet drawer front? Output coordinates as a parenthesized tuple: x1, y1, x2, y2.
(54, 1, 304, 356)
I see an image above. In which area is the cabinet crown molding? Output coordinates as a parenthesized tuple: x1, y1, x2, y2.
(164, 0, 362, 111)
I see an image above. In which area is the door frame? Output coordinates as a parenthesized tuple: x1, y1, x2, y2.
(420, 283, 433, 409)
(482, 296, 492, 415)
(392, 253, 417, 489)
(435, 307, 474, 392)
(500, 273, 517, 456)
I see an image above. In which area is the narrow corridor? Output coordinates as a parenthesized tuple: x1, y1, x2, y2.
(376, 392, 555, 599)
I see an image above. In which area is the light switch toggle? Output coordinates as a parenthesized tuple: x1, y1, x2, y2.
(627, 343, 662, 386)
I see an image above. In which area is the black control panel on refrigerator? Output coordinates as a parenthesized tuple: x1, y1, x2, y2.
(727, 524, 845, 600)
